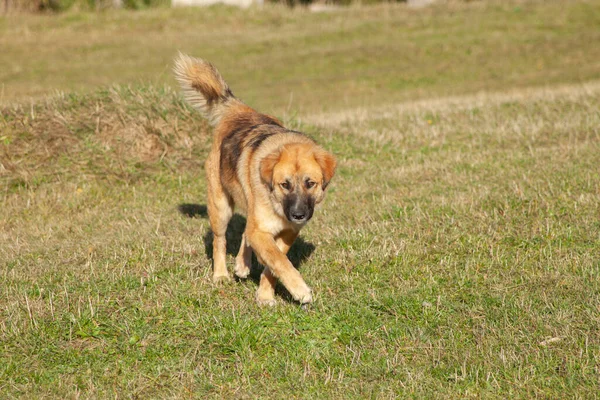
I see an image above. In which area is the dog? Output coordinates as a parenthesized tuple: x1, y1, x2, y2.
(174, 54, 336, 305)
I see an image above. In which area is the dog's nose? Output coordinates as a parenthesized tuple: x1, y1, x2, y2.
(291, 211, 306, 221)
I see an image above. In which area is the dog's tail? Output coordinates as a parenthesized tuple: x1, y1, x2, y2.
(173, 53, 239, 126)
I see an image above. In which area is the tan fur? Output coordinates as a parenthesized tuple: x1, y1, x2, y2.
(174, 53, 337, 305)
(173, 52, 243, 126)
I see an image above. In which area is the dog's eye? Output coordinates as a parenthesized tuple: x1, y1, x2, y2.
(305, 180, 316, 189)
(280, 181, 290, 190)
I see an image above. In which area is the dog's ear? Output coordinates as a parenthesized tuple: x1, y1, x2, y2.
(314, 149, 337, 190)
(260, 150, 281, 191)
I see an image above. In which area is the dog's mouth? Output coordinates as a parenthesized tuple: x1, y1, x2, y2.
(287, 211, 311, 224)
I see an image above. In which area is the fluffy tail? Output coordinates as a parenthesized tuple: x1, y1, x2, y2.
(173, 53, 236, 125)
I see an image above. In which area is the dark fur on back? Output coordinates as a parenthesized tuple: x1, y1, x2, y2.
(220, 113, 283, 184)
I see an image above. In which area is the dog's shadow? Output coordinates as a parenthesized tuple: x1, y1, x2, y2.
(178, 203, 316, 300)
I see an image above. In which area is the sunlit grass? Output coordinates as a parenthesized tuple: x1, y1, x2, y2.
(1, 0, 600, 114)
(1, 0, 600, 397)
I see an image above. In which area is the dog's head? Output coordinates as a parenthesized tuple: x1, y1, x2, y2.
(260, 143, 337, 225)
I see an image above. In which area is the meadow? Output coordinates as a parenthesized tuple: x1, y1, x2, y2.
(1, 0, 600, 397)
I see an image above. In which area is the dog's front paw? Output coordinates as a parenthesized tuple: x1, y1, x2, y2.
(256, 295, 277, 307)
(290, 285, 313, 304)
(234, 258, 250, 279)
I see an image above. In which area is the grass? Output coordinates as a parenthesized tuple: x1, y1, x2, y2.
(2, 0, 600, 114)
(2, 0, 600, 397)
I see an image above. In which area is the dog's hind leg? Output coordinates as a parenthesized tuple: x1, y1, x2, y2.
(206, 158, 233, 284)
(234, 234, 252, 279)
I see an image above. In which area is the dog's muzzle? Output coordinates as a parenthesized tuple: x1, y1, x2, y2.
(284, 194, 314, 224)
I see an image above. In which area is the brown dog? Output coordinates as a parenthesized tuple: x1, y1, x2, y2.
(174, 54, 336, 305)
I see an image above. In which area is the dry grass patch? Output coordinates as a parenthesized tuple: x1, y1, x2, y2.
(0, 85, 209, 191)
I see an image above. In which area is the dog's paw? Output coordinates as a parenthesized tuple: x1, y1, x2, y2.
(290, 285, 313, 304)
(256, 295, 277, 307)
(234, 258, 250, 279)
(212, 274, 232, 285)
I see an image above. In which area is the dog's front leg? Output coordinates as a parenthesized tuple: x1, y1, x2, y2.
(234, 234, 252, 279)
(256, 267, 277, 306)
(255, 231, 298, 306)
(248, 231, 312, 304)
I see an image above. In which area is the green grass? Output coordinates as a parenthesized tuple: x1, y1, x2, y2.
(2, 0, 600, 114)
(2, 0, 600, 397)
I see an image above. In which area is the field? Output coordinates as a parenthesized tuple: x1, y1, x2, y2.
(2, 0, 600, 397)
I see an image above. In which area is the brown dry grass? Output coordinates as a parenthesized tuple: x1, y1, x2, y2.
(1, 86, 210, 190)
